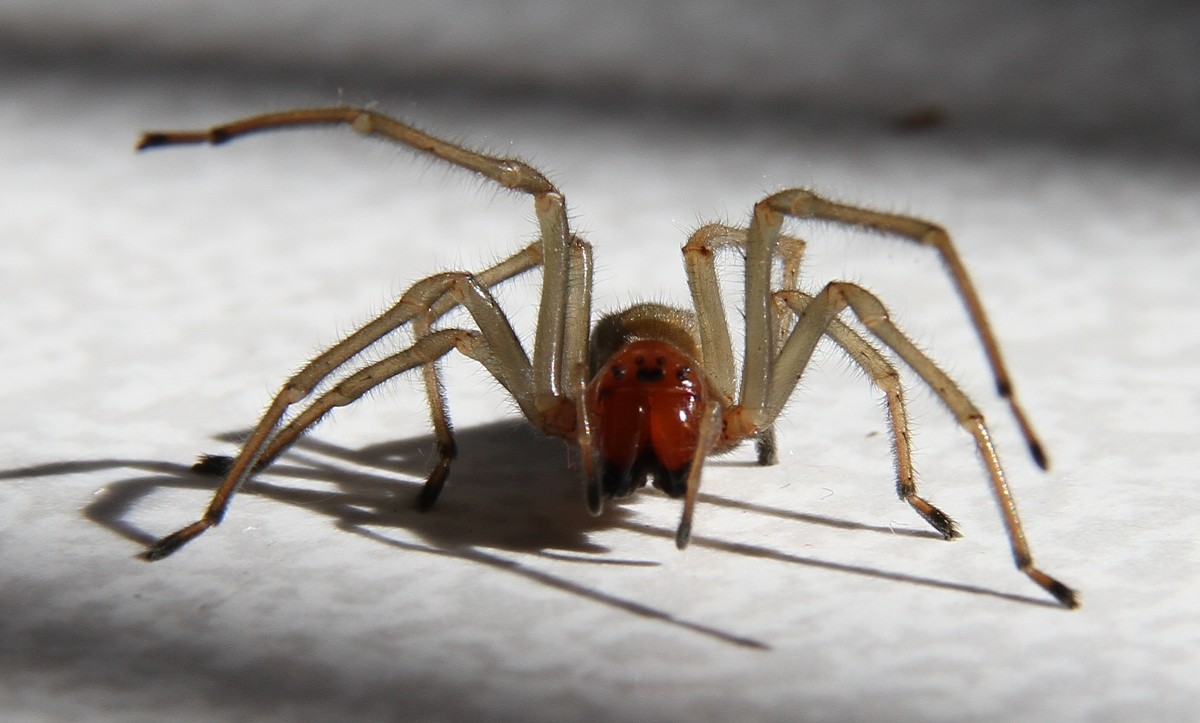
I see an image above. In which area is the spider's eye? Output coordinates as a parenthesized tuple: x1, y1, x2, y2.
(612, 365, 625, 380)
(655, 356, 666, 366)
(676, 366, 691, 381)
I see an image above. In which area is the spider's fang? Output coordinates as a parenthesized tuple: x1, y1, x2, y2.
(675, 518, 693, 549)
(586, 479, 604, 516)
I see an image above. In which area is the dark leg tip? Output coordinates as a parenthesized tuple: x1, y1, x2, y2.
(1027, 567, 1080, 609)
(135, 132, 170, 150)
(192, 454, 235, 476)
(1050, 580, 1080, 609)
(139, 547, 167, 562)
(141, 533, 186, 561)
(415, 461, 450, 511)
(929, 509, 962, 541)
(911, 497, 961, 540)
(1029, 441, 1050, 471)
(141, 518, 217, 561)
(414, 484, 440, 512)
(755, 431, 778, 466)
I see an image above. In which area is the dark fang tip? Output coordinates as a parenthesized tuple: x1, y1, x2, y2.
(586, 481, 603, 516)
(675, 519, 692, 549)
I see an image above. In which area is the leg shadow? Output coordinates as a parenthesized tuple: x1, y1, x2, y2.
(2, 416, 1059, 649)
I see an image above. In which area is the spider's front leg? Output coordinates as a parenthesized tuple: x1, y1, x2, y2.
(139, 106, 576, 403)
(137, 107, 585, 558)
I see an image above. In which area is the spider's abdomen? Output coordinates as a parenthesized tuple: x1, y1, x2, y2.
(585, 340, 708, 499)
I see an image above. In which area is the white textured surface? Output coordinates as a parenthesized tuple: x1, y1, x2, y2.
(2, 4, 1199, 722)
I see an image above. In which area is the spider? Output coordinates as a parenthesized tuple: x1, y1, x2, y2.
(135, 107, 1078, 609)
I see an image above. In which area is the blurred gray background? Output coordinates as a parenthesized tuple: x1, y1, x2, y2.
(3, 1, 1197, 147)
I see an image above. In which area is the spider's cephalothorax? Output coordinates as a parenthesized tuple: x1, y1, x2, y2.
(135, 107, 1078, 608)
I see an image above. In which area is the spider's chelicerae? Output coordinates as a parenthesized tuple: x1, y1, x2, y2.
(136, 107, 1078, 608)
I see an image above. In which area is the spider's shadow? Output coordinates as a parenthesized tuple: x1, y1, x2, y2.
(63, 420, 771, 647)
(6, 418, 1060, 652)
(86, 419, 628, 558)
(81, 419, 949, 562)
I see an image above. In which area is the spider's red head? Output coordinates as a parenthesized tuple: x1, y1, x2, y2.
(585, 340, 710, 500)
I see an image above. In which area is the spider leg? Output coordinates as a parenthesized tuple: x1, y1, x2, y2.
(393, 242, 556, 511)
(254, 258, 587, 514)
(417, 237, 589, 509)
(561, 239, 607, 513)
(196, 241, 547, 468)
(138, 108, 587, 557)
(412, 314, 456, 511)
(138, 108, 557, 195)
(764, 281, 1076, 608)
(561, 236, 594, 405)
(681, 224, 740, 400)
(139, 106, 576, 421)
(757, 189, 1048, 468)
(682, 223, 806, 464)
(143, 327, 475, 560)
(761, 228, 806, 466)
(683, 223, 956, 539)
(774, 290, 959, 540)
(146, 268, 549, 559)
